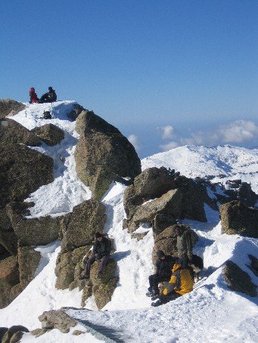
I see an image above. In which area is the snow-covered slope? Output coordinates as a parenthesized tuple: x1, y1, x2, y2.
(0, 102, 258, 342)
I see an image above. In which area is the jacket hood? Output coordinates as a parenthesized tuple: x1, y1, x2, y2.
(172, 263, 182, 272)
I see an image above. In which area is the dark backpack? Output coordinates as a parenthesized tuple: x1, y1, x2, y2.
(43, 111, 52, 119)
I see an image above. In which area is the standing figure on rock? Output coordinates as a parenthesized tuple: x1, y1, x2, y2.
(82, 232, 112, 279)
(146, 250, 176, 298)
(40, 86, 57, 103)
(151, 261, 193, 307)
(29, 87, 39, 103)
(175, 225, 198, 268)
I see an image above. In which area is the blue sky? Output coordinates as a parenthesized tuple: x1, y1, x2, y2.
(1, 0, 258, 157)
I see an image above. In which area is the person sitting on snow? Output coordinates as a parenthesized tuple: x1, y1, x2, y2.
(146, 250, 176, 298)
(29, 87, 39, 104)
(40, 86, 57, 103)
(81, 232, 112, 279)
(151, 261, 193, 307)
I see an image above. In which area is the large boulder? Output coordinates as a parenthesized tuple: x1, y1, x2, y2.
(223, 260, 257, 296)
(6, 202, 61, 246)
(220, 200, 258, 238)
(60, 200, 106, 251)
(81, 257, 118, 309)
(17, 246, 41, 287)
(0, 256, 19, 308)
(124, 168, 211, 233)
(0, 99, 25, 119)
(32, 123, 65, 146)
(75, 110, 141, 200)
(0, 209, 17, 256)
(1, 325, 29, 343)
(0, 118, 40, 146)
(0, 144, 53, 209)
(154, 224, 198, 258)
(38, 310, 77, 333)
(55, 246, 87, 289)
(126, 189, 183, 233)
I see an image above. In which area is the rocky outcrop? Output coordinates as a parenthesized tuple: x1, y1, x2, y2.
(32, 123, 65, 146)
(60, 200, 106, 251)
(6, 202, 61, 246)
(38, 310, 77, 333)
(81, 257, 118, 309)
(216, 180, 258, 208)
(124, 167, 212, 234)
(67, 103, 85, 121)
(220, 200, 258, 238)
(17, 246, 41, 287)
(223, 260, 257, 296)
(55, 246, 87, 289)
(0, 209, 17, 256)
(0, 99, 25, 119)
(1, 325, 29, 343)
(75, 110, 141, 200)
(153, 224, 198, 259)
(0, 256, 19, 308)
(0, 118, 40, 146)
(0, 144, 53, 209)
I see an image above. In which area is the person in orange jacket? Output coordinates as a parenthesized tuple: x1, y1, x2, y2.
(151, 261, 193, 307)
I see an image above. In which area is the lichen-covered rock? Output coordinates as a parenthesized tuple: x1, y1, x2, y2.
(0, 118, 40, 146)
(223, 260, 257, 296)
(32, 123, 65, 146)
(6, 202, 61, 246)
(0, 144, 53, 209)
(17, 246, 41, 287)
(0, 99, 25, 119)
(60, 200, 106, 251)
(220, 200, 258, 238)
(0, 256, 19, 308)
(153, 225, 178, 257)
(75, 110, 141, 200)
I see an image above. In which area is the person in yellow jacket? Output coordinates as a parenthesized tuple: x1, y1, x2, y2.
(151, 262, 193, 307)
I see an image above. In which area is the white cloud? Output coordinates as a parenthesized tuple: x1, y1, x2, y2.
(160, 125, 174, 140)
(219, 120, 258, 143)
(128, 134, 140, 150)
(159, 120, 258, 152)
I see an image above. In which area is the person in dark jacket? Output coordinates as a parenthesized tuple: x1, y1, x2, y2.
(146, 250, 176, 297)
(40, 86, 57, 103)
(83, 232, 112, 278)
(29, 87, 39, 103)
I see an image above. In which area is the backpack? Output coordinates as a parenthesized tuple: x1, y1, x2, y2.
(43, 111, 52, 119)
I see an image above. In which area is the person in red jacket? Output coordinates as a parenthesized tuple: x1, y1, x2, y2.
(29, 87, 39, 104)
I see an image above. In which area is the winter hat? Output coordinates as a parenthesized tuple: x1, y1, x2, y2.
(48, 86, 53, 91)
(157, 250, 165, 259)
(30, 87, 35, 92)
(95, 232, 103, 239)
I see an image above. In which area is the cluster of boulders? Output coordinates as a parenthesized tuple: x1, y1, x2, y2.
(1, 97, 258, 320)
(0, 99, 141, 310)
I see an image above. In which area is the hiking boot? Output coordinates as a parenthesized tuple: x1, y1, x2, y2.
(151, 294, 159, 301)
(151, 300, 162, 307)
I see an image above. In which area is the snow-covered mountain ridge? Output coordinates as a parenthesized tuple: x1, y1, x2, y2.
(0, 101, 258, 343)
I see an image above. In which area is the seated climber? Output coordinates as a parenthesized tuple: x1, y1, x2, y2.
(146, 250, 176, 298)
(29, 87, 39, 103)
(81, 232, 112, 279)
(151, 261, 193, 307)
(39, 86, 57, 103)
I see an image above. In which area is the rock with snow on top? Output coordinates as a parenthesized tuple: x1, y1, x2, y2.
(0, 99, 25, 119)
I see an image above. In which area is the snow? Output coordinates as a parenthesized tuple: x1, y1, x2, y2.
(0, 102, 258, 342)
